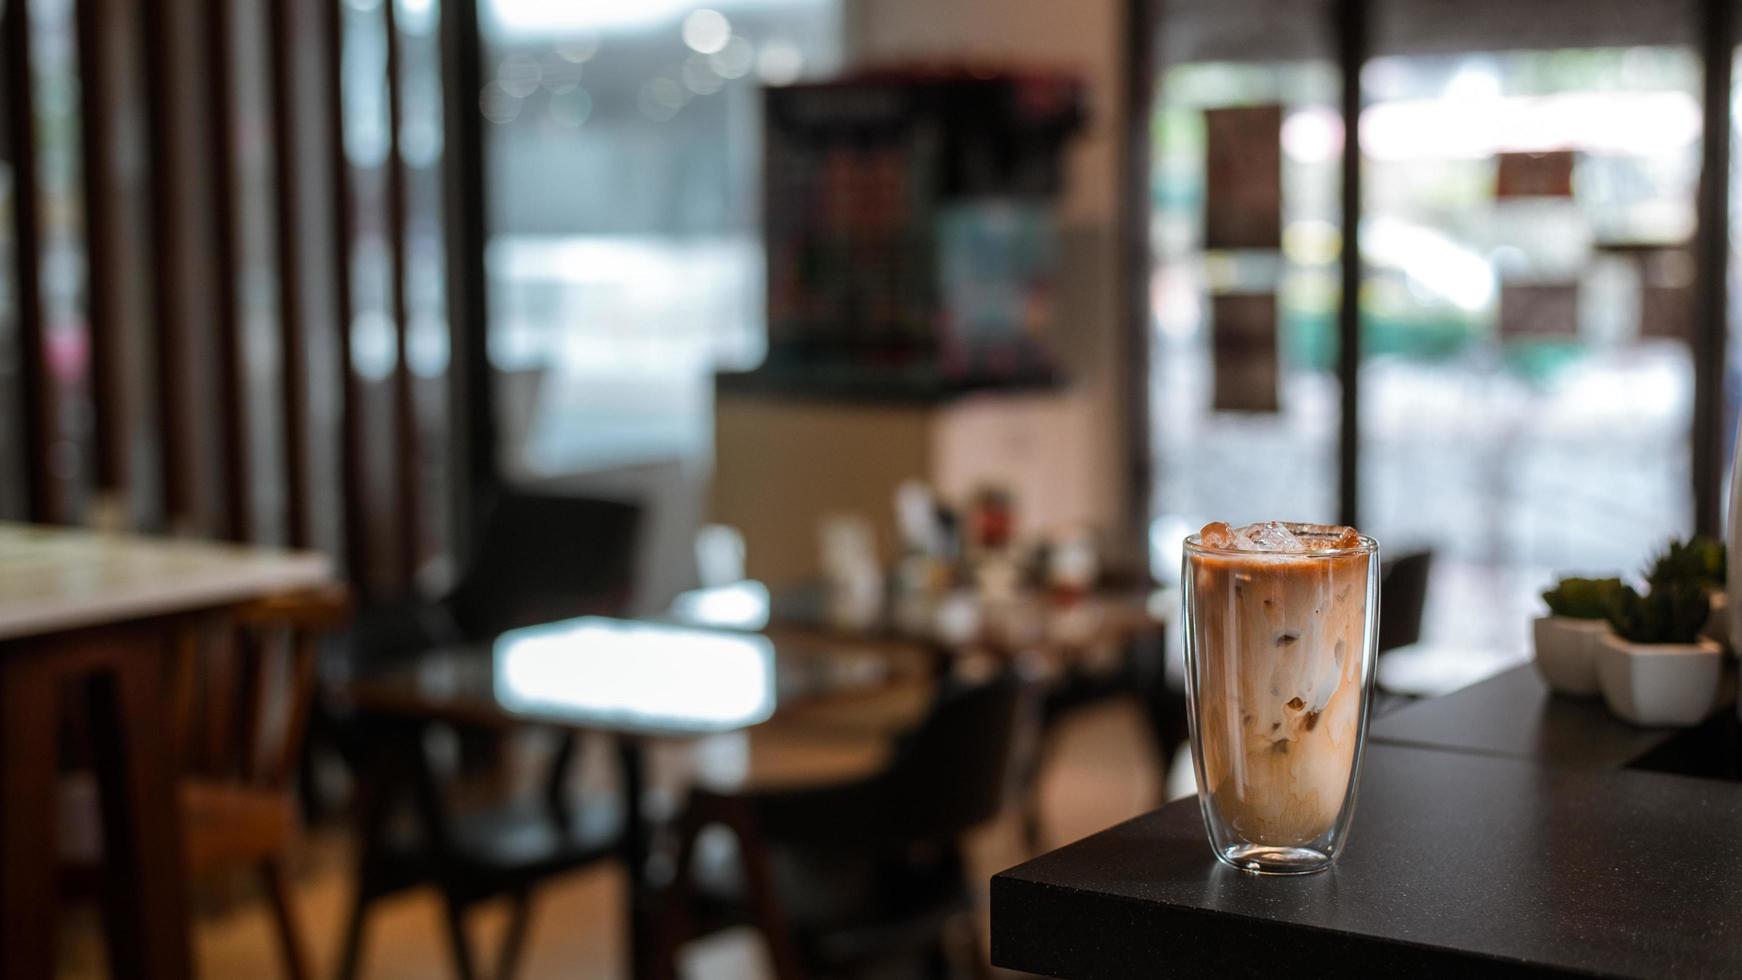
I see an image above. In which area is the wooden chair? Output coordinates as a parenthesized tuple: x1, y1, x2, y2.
(1373, 550, 1435, 715)
(335, 717, 627, 980)
(656, 670, 1031, 979)
(62, 585, 351, 980)
(1378, 550, 1435, 655)
(330, 490, 644, 980)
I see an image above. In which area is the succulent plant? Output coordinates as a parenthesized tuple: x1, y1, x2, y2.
(1541, 577, 1623, 619)
(1604, 582, 1711, 645)
(1643, 536, 1726, 591)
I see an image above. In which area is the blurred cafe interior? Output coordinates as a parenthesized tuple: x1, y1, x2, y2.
(4, 0, 1742, 977)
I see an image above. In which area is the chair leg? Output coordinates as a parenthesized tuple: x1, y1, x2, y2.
(442, 896, 480, 980)
(650, 804, 705, 980)
(336, 885, 372, 980)
(1020, 795, 1046, 855)
(717, 800, 805, 980)
(1017, 725, 1055, 855)
(261, 857, 312, 980)
(950, 913, 991, 980)
(494, 890, 533, 980)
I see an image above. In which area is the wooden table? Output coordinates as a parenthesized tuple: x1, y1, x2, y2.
(0, 522, 331, 979)
(670, 579, 1172, 851)
(756, 579, 1161, 664)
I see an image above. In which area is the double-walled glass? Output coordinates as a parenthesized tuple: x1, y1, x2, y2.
(1182, 525, 1379, 875)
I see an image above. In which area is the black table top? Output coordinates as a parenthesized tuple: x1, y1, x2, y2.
(1371, 664, 1739, 773)
(991, 743, 1742, 979)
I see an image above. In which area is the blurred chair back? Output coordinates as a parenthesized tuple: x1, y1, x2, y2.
(144, 586, 350, 980)
(883, 669, 1028, 842)
(172, 586, 351, 791)
(1378, 550, 1434, 654)
(444, 489, 643, 640)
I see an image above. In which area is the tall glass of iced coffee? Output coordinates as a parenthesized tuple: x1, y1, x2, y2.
(1182, 520, 1379, 875)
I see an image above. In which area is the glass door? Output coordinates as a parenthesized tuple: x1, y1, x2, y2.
(1359, 8, 1700, 686)
(1148, 0, 1343, 575)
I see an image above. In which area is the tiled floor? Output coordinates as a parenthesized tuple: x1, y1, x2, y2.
(56, 699, 1178, 979)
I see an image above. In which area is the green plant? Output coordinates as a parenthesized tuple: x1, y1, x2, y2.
(1603, 582, 1711, 645)
(1644, 536, 1726, 590)
(1541, 577, 1622, 619)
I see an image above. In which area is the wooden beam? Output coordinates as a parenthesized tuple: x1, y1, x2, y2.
(76, 0, 128, 507)
(270, 0, 311, 547)
(324, 0, 367, 585)
(4, 0, 58, 522)
(441, 0, 496, 566)
(139, 0, 194, 528)
(383, 0, 419, 585)
(205, 0, 251, 541)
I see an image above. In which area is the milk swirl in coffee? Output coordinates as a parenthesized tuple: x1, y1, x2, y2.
(1188, 521, 1370, 847)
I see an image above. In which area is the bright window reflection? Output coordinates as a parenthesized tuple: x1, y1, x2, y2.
(493, 617, 775, 729)
(667, 579, 771, 630)
(480, 0, 841, 477)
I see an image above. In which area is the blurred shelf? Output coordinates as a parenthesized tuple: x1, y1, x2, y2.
(715, 361, 1063, 406)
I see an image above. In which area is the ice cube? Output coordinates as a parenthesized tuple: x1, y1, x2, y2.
(1199, 521, 1235, 549)
(1233, 521, 1305, 553)
(1292, 523, 1361, 550)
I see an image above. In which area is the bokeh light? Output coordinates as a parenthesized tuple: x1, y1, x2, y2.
(757, 40, 804, 86)
(556, 31, 601, 63)
(682, 55, 723, 96)
(709, 36, 754, 79)
(497, 53, 542, 98)
(548, 88, 594, 128)
(479, 80, 522, 123)
(540, 52, 583, 93)
(681, 9, 731, 55)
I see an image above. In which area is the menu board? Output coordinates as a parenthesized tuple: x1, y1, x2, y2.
(1203, 105, 1283, 250)
(1495, 151, 1575, 199)
(1211, 292, 1280, 413)
(1497, 283, 1579, 340)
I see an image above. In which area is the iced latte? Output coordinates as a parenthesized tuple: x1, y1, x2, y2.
(1183, 521, 1378, 875)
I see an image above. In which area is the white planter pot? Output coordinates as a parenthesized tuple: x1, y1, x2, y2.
(1532, 617, 1609, 697)
(1596, 634, 1723, 728)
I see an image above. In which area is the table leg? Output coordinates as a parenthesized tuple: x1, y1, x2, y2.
(0, 652, 62, 980)
(617, 738, 651, 979)
(88, 633, 196, 980)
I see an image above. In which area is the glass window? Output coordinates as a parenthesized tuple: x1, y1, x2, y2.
(1148, 0, 1342, 575)
(478, 0, 842, 479)
(1360, 37, 1699, 679)
(1150, 1, 1706, 685)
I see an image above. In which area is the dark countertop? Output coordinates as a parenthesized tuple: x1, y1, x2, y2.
(991, 743, 1742, 979)
(1370, 665, 1739, 776)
